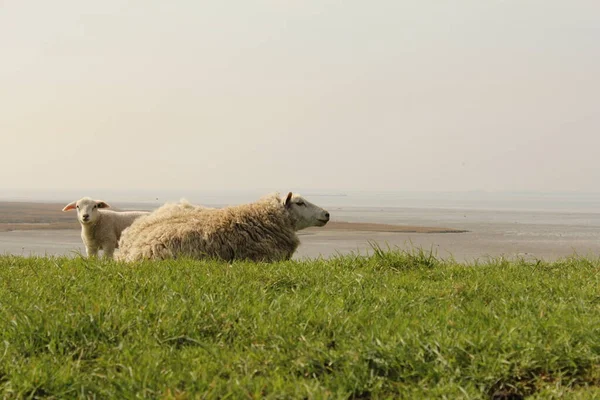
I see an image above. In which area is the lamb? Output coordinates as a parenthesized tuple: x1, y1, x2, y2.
(62, 197, 150, 258)
(117, 192, 330, 262)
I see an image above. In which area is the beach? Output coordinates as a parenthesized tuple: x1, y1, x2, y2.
(1, 198, 599, 261)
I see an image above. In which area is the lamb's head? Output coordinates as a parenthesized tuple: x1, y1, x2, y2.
(282, 192, 330, 231)
(62, 197, 110, 225)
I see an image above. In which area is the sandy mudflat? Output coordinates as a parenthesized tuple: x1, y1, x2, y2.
(0, 202, 462, 233)
(0, 221, 463, 234)
(0, 201, 80, 232)
(314, 221, 467, 234)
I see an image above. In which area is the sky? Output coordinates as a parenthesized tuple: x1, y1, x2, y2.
(1, 0, 600, 196)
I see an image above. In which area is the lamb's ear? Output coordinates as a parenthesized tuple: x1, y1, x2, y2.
(97, 201, 110, 209)
(284, 192, 293, 208)
(62, 201, 77, 212)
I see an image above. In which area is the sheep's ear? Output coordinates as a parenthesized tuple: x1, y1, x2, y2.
(284, 192, 293, 208)
(62, 201, 77, 212)
(97, 201, 110, 209)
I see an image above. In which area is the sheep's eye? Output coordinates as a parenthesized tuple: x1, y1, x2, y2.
(93, 205, 97, 209)
(297, 201, 305, 207)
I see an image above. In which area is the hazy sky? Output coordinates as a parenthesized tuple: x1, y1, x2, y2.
(2, 1, 599, 194)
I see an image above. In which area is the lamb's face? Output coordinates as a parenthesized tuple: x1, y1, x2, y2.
(62, 197, 110, 225)
(283, 193, 330, 231)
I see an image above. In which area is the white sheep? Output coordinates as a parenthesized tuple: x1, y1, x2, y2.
(62, 197, 150, 259)
(117, 192, 330, 262)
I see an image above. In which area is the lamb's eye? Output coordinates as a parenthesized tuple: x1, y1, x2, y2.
(297, 201, 305, 207)
(93, 205, 97, 209)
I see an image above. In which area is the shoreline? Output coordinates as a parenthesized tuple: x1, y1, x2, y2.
(313, 221, 467, 234)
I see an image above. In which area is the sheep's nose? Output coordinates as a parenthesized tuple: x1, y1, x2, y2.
(82, 214, 89, 219)
(324, 212, 330, 219)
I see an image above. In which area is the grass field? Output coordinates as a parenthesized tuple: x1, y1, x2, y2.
(0, 249, 599, 399)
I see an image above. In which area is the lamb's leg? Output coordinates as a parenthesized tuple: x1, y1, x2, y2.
(82, 232, 98, 258)
(103, 243, 116, 259)
(86, 246, 99, 258)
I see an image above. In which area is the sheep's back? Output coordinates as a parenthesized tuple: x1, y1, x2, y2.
(118, 199, 298, 262)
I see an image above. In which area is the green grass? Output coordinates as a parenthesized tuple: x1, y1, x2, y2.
(0, 249, 599, 399)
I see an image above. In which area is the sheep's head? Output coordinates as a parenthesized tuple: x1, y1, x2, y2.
(283, 192, 330, 231)
(62, 197, 110, 225)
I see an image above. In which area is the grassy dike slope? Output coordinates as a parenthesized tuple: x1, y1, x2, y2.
(0, 249, 599, 399)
